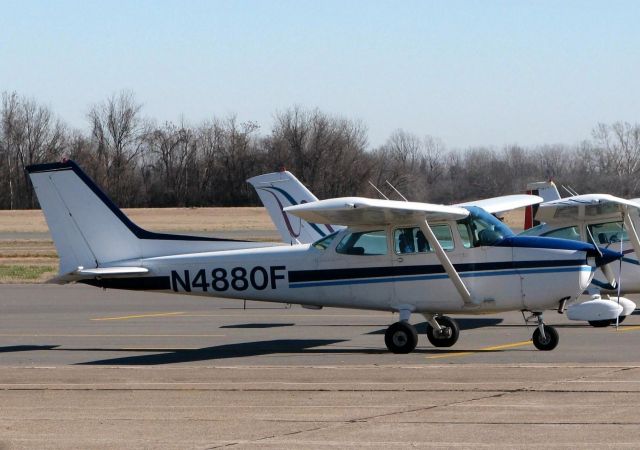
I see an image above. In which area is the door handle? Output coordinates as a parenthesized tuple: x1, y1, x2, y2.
(395, 257, 404, 263)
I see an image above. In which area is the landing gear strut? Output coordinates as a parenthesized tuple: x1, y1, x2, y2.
(530, 312, 559, 351)
(425, 315, 460, 347)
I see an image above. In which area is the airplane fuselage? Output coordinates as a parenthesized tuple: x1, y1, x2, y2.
(87, 230, 595, 315)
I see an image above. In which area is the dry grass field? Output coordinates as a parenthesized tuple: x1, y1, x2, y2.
(0, 206, 525, 283)
(0, 207, 275, 234)
(0, 207, 277, 283)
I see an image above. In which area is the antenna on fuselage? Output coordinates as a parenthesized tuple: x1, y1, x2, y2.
(385, 180, 408, 202)
(368, 181, 389, 200)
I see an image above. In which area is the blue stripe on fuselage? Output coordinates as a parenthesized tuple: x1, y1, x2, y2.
(288, 265, 591, 288)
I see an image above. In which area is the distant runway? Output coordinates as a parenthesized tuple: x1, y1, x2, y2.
(1, 284, 639, 447)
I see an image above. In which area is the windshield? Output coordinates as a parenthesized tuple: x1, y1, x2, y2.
(519, 223, 548, 237)
(457, 206, 514, 247)
(312, 231, 339, 250)
(335, 230, 387, 255)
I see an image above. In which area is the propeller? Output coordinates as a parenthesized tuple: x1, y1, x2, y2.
(585, 226, 618, 289)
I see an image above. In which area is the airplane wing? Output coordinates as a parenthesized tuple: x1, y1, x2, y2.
(457, 194, 543, 215)
(536, 194, 640, 222)
(284, 197, 469, 226)
(286, 197, 478, 307)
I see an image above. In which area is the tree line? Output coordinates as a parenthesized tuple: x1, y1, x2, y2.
(1, 90, 639, 210)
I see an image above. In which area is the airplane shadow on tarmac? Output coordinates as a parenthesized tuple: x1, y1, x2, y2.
(0, 345, 59, 353)
(67, 336, 535, 365)
(219, 323, 295, 329)
(367, 318, 504, 335)
(73, 339, 350, 365)
(67, 319, 506, 365)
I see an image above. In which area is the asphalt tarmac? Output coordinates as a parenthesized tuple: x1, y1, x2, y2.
(1, 284, 640, 448)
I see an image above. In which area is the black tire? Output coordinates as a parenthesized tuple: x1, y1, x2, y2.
(588, 319, 613, 327)
(532, 325, 559, 351)
(618, 315, 627, 324)
(385, 322, 418, 354)
(426, 316, 460, 348)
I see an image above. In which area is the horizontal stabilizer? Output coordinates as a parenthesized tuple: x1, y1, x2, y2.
(47, 266, 150, 284)
(74, 267, 149, 277)
(284, 197, 469, 226)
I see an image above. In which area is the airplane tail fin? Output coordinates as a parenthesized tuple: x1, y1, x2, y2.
(247, 170, 340, 244)
(524, 181, 561, 229)
(27, 161, 264, 277)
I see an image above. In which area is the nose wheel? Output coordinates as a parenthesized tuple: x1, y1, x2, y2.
(529, 312, 559, 351)
(385, 321, 418, 354)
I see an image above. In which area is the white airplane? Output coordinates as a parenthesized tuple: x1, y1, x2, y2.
(521, 181, 640, 326)
(248, 170, 540, 245)
(27, 161, 621, 353)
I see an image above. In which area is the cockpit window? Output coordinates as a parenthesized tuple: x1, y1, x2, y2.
(336, 230, 387, 255)
(313, 232, 339, 250)
(457, 206, 514, 247)
(587, 221, 628, 245)
(394, 225, 454, 254)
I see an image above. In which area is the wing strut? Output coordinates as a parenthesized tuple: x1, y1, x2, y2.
(623, 209, 640, 259)
(418, 219, 477, 307)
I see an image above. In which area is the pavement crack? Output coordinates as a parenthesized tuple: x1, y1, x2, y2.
(206, 423, 338, 448)
(344, 390, 513, 423)
(535, 366, 640, 391)
(211, 390, 517, 448)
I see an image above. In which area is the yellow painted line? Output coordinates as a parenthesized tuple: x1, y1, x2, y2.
(616, 325, 640, 332)
(427, 340, 532, 360)
(427, 351, 474, 360)
(91, 312, 185, 321)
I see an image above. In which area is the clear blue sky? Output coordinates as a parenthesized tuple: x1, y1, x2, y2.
(1, 0, 638, 148)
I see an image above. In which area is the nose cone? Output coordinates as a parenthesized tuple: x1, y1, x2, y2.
(594, 247, 623, 267)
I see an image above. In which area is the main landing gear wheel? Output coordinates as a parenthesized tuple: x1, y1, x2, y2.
(532, 324, 559, 351)
(426, 316, 460, 348)
(385, 322, 418, 354)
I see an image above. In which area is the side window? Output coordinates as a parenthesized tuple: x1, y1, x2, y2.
(336, 230, 387, 255)
(542, 226, 581, 241)
(394, 225, 453, 254)
(587, 222, 628, 245)
(457, 223, 473, 249)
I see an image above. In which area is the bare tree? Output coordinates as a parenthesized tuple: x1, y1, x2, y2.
(88, 91, 146, 205)
(0, 92, 65, 208)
